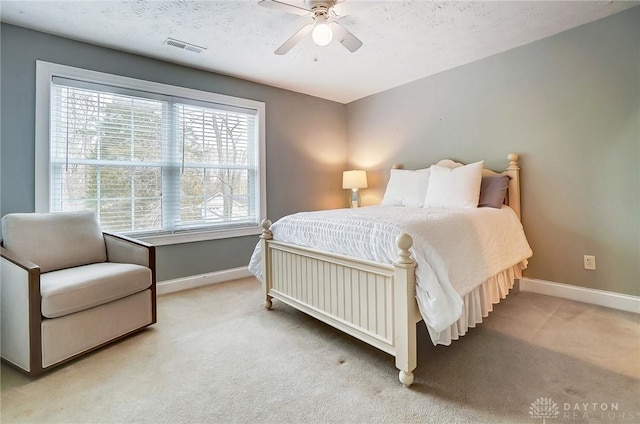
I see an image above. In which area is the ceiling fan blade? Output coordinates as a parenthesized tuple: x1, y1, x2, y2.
(275, 23, 314, 55)
(330, 0, 367, 18)
(329, 22, 363, 53)
(258, 0, 312, 17)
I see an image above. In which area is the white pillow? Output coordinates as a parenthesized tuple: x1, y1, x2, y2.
(424, 161, 484, 209)
(381, 168, 431, 207)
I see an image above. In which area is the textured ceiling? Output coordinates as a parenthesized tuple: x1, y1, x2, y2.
(1, 1, 637, 103)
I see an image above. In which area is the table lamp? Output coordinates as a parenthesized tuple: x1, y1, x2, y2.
(342, 170, 368, 208)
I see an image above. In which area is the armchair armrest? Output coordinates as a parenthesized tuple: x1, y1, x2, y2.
(1, 245, 43, 373)
(103, 232, 157, 325)
(1, 245, 41, 272)
(103, 232, 155, 269)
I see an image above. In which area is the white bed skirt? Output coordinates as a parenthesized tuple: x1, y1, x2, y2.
(428, 262, 525, 346)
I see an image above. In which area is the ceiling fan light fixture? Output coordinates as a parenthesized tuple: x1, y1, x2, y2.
(259, 0, 363, 54)
(311, 17, 333, 46)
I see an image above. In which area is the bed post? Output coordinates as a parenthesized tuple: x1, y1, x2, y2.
(505, 153, 521, 220)
(505, 154, 522, 294)
(393, 233, 417, 388)
(260, 219, 273, 310)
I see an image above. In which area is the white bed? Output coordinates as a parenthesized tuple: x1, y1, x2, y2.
(249, 154, 532, 387)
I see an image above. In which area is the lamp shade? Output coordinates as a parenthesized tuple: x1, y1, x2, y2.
(342, 170, 368, 189)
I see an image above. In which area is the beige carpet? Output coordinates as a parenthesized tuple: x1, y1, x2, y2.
(1, 277, 639, 424)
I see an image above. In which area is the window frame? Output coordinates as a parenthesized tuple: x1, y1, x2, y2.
(35, 61, 266, 246)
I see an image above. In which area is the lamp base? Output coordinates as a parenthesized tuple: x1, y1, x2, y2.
(350, 189, 360, 208)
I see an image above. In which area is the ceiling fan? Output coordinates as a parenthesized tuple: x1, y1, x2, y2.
(258, 0, 364, 55)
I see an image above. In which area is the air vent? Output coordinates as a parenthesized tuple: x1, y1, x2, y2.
(164, 38, 207, 54)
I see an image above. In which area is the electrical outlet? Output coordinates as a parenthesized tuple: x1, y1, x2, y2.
(584, 255, 596, 271)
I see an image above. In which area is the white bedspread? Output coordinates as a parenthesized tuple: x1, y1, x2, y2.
(249, 205, 532, 335)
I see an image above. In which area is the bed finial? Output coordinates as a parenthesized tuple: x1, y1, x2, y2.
(507, 153, 519, 170)
(261, 219, 273, 240)
(395, 233, 414, 265)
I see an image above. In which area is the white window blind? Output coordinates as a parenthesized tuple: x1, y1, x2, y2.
(47, 73, 262, 240)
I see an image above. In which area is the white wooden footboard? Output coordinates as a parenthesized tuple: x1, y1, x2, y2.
(260, 220, 418, 387)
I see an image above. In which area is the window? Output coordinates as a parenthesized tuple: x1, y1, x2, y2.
(36, 61, 265, 245)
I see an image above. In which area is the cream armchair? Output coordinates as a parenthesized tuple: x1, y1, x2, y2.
(1, 211, 156, 375)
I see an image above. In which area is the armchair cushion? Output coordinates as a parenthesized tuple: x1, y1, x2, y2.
(40, 262, 152, 318)
(2, 211, 107, 273)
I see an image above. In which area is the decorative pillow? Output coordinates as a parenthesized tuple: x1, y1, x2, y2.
(423, 160, 484, 209)
(381, 168, 431, 207)
(478, 174, 510, 208)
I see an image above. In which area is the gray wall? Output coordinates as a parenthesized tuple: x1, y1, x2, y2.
(346, 7, 640, 296)
(3, 8, 639, 296)
(0, 24, 348, 281)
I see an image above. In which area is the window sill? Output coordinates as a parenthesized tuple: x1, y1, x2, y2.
(139, 226, 263, 246)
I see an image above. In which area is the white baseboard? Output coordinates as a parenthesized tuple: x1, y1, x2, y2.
(520, 278, 640, 314)
(157, 267, 253, 296)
